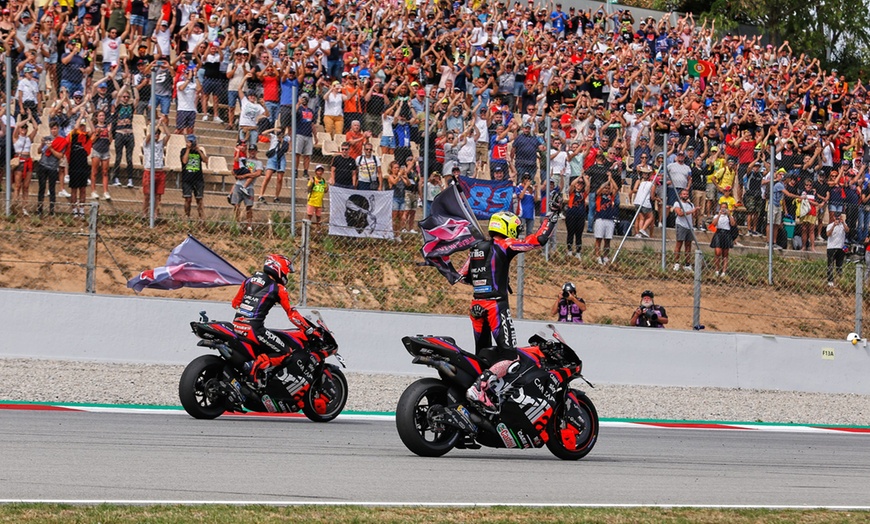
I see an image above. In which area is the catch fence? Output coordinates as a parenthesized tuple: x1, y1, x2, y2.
(0, 200, 861, 340)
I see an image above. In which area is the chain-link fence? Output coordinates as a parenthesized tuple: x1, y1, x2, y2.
(1, 199, 862, 340)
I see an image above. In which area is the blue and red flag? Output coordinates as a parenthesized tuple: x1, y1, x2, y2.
(127, 235, 247, 292)
(458, 176, 515, 219)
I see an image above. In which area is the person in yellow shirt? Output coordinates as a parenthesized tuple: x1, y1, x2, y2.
(307, 164, 328, 228)
(712, 157, 737, 198)
(718, 185, 737, 211)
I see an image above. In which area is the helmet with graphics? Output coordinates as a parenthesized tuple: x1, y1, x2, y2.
(488, 211, 523, 239)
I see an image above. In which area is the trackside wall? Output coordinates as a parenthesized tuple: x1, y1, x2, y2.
(1, 289, 867, 394)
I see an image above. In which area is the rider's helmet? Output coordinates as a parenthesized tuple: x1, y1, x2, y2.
(562, 282, 576, 296)
(263, 254, 293, 285)
(488, 211, 523, 239)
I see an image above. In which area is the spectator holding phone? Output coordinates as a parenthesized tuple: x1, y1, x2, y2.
(710, 202, 737, 278)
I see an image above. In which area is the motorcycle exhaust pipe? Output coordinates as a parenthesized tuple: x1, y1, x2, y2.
(412, 356, 457, 378)
(466, 411, 497, 436)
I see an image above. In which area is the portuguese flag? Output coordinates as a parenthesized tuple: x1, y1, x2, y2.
(688, 60, 716, 78)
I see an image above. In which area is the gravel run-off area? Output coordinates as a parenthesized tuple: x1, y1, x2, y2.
(1, 358, 869, 426)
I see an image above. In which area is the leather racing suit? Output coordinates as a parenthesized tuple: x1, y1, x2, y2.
(231, 271, 309, 364)
(460, 216, 558, 355)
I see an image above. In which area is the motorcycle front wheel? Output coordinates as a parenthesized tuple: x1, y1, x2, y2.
(302, 367, 348, 422)
(545, 391, 599, 460)
(395, 378, 460, 457)
(178, 354, 229, 419)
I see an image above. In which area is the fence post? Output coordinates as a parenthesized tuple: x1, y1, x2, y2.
(290, 85, 298, 237)
(300, 219, 310, 307)
(423, 95, 430, 218)
(86, 203, 99, 293)
(693, 249, 703, 329)
(768, 143, 775, 284)
(4, 54, 11, 217)
(516, 253, 525, 319)
(660, 134, 668, 271)
(856, 261, 864, 337)
(544, 116, 551, 262)
(149, 66, 156, 228)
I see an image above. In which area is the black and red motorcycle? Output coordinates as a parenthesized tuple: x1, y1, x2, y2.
(179, 310, 348, 422)
(396, 324, 598, 460)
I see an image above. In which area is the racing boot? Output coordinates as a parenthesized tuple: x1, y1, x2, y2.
(466, 370, 501, 414)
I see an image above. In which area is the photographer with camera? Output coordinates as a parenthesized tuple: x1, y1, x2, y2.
(630, 290, 668, 328)
(552, 282, 586, 323)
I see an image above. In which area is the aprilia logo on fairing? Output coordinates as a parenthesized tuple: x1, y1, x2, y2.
(511, 387, 547, 424)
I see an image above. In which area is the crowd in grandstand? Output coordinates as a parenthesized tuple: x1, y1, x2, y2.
(1, 0, 869, 259)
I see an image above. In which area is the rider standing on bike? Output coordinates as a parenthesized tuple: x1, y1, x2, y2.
(232, 254, 311, 381)
(461, 200, 560, 411)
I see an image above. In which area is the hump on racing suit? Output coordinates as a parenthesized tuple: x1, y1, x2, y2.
(231, 270, 309, 354)
(460, 216, 558, 301)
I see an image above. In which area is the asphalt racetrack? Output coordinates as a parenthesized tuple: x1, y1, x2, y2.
(2, 410, 870, 507)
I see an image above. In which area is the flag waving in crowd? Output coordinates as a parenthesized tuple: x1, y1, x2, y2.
(419, 183, 485, 284)
(127, 236, 247, 292)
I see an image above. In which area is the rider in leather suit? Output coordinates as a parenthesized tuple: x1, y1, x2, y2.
(461, 203, 560, 412)
(231, 254, 311, 382)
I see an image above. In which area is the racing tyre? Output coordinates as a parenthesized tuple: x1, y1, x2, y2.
(545, 391, 598, 460)
(179, 354, 229, 419)
(303, 367, 348, 422)
(396, 378, 460, 457)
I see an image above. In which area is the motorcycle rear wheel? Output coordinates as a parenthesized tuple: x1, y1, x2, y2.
(396, 378, 460, 457)
(179, 354, 229, 419)
(545, 391, 599, 460)
(302, 368, 348, 422)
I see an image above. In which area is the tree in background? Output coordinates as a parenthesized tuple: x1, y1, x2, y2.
(620, 0, 870, 80)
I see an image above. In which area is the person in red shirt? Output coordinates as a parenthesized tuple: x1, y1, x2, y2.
(260, 63, 281, 128)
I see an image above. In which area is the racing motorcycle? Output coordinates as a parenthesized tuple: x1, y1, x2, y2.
(396, 324, 597, 460)
(179, 310, 347, 422)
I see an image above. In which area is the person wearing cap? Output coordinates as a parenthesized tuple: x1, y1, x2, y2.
(289, 92, 316, 180)
(200, 40, 226, 124)
(59, 39, 94, 96)
(16, 65, 41, 124)
(666, 150, 691, 207)
(153, 18, 173, 56)
(424, 171, 443, 218)
(238, 72, 267, 148)
(259, 125, 292, 204)
(151, 57, 174, 121)
(181, 134, 208, 219)
(226, 47, 252, 130)
(631, 290, 668, 328)
(175, 61, 200, 137)
(142, 121, 170, 220)
(306, 165, 328, 227)
(743, 161, 766, 237)
(231, 144, 262, 232)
